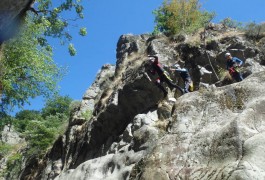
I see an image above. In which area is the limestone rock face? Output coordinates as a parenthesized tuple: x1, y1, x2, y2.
(0, 126, 25, 179)
(130, 72, 265, 180)
(1, 125, 24, 145)
(19, 28, 265, 180)
(79, 64, 115, 115)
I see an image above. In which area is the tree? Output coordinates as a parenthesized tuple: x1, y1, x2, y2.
(41, 95, 72, 118)
(0, 17, 62, 109)
(32, 0, 87, 54)
(0, 112, 12, 131)
(153, 0, 215, 35)
(244, 22, 265, 40)
(0, 0, 86, 111)
(15, 110, 41, 120)
(24, 120, 56, 154)
(13, 110, 41, 132)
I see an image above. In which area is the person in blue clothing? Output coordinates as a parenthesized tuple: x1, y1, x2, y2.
(225, 52, 244, 82)
(148, 55, 184, 97)
(171, 64, 193, 93)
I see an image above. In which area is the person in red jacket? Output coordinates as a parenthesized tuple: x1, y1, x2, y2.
(148, 55, 183, 97)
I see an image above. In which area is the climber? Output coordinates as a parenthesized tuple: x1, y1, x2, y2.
(225, 52, 244, 82)
(148, 55, 184, 97)
(170, 64, 193, 93)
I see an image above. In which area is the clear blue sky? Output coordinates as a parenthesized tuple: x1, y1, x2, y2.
(18, 0, 265, 113)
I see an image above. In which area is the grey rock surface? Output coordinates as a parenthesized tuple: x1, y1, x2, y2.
(19, 28, 265, 180)
(1, 125, 24, 145)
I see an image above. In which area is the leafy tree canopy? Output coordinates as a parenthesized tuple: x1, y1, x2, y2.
(0, 17, 63, 109)
(32, 0, 87, 54)
(10, 95, 72, 156)
(153, 0, 215, 35)
(41, 95, 72, 118)
(0, 0, 86, 111)
(15, 110, 41, 120)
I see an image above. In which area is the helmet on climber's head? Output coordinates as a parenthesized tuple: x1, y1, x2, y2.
(174, 63, 180, 69)
(148, 55, 159, 64)
(225, 52, 231, 58)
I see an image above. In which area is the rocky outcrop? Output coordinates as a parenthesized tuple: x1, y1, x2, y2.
(1, 125, 24, 145)
(0, 126, 26, 179)
(19, 26, 265, 180)
(130, 71, 265, 179)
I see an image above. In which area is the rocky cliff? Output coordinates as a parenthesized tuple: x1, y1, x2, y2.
(19, 25, 265, 180)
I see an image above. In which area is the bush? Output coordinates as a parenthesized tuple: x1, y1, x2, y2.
(220, 17, 242, 29)
(6, 95, 72, 158)
(15, 110, 41, 120)
(24, 120, 56, 154)
(41, 95, 72, 118)
(6, 153, 22, 170)
(12, 105, 70, 155)
(0, 143, 13, 157)
(81, 110, 92, 120)
(153, 0, 215, 35)
(69, 100, 81, 115)
(6, 153, 22, 178)
(14, 110, 41, 132)
(244, 22, 265, 40)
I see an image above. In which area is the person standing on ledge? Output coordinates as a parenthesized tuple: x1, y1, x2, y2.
(225, 52, 244, 82)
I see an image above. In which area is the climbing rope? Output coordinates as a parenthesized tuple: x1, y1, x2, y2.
(202, 27, 220, 81)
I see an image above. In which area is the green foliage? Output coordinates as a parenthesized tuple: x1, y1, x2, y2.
(69, 100, 81, 114)
(15, 110, 41, 120)
(153, 0, 215, 35)
(0, 112, 11, 131)
(0, 0, 86, 110)
(13, 110, 41, 132)
(6, 153, 22, 173)
(11, 95, 71, 155)
(0, 143, 13, 157)
(34, 0, 86, 49)
(12, 113, 68, 155)
(220, 17, 242, 29)
(79, 27, 87, 36)
(44, 113, 68, 134)
(0, 17, 63, 109)
(81, 110, 92, 120)
(24, 120, 56, 153)
(244, 22, 265, 40)
(41, 95, 72, 118)
(0, 95, 72, 178)
(68, 43, 77, 56)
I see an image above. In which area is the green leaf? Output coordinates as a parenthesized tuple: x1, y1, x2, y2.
(79, 27, 87, 36)
(68, 43, 76, 56)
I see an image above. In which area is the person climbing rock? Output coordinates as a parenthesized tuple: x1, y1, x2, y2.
(148, 55, 183, 97)
(225, 52, 243, 82)
(170, 64, 193, 93)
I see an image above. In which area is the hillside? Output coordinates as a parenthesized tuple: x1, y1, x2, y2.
(11, 23, 265, 180)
